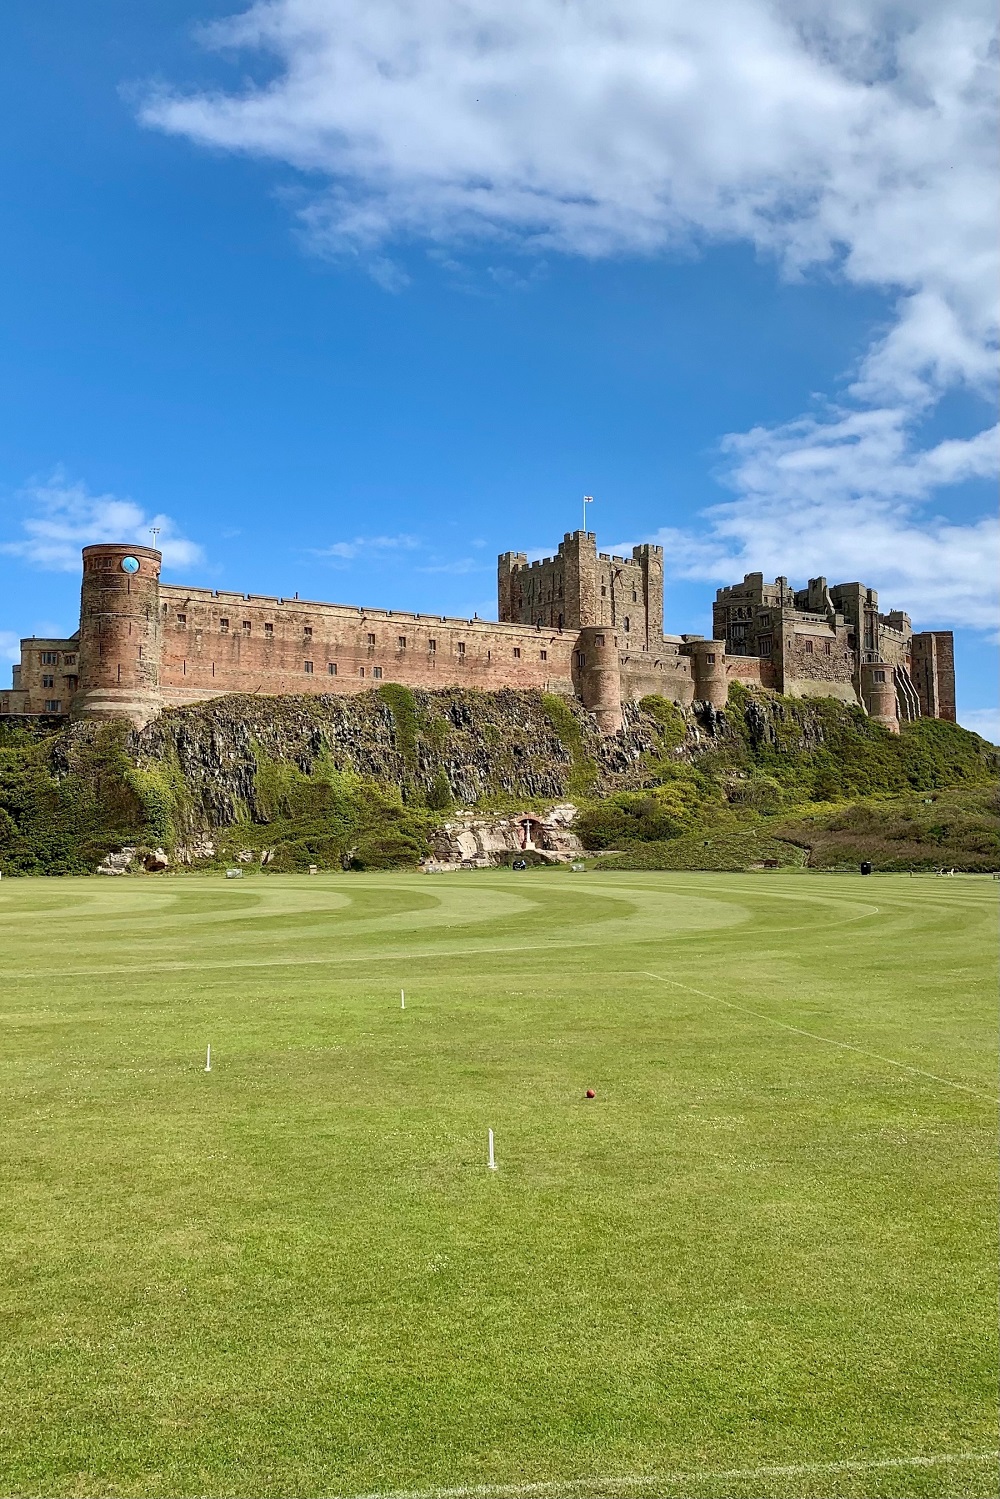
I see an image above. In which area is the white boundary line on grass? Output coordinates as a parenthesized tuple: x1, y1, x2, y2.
(337, 1450, 1000, 1499)
(642, 971, 998, 1101)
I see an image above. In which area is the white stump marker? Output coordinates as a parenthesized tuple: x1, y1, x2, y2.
(401, 989, 405, 1010)
(205, 1045, 212, 1073)
(488, 1129, 497, 1171)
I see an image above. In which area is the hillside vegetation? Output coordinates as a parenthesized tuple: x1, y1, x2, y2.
(0, 682, 996, 875)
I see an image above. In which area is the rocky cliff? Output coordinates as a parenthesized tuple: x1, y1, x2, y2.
(0, 683, 995, 874)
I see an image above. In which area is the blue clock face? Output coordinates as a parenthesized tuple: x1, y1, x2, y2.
(120, 556, 140, 574)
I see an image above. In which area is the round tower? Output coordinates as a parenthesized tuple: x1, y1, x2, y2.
(860, 661, 899, 734)
(72, 544, 163, 727)
(574, 625, 622, 735)
(688, 639, 729, 710)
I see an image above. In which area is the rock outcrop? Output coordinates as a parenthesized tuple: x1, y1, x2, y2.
(424, 803, 584, 871)
(96, 848, 136, 875)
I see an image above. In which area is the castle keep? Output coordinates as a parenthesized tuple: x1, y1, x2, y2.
(0, 531, 955, 734)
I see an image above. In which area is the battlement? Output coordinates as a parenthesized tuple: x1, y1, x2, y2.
(497, 529, 664, 646)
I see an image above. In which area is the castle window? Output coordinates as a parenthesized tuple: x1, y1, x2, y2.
(632, 590, 638, 603)
(327, 662, 337, 675)
(64, 655, 76, 665)
(601, 585, 606, 596)
(595, 635, 605, 647)
(823, 640, 831, 655)
(176, 614, 186, 627)
(873, 669, 886, 683)
(264, 621, 274, 635)
(42, 674, 54, 688)
(576, 651, 586, 668)
(44, 700, 61, 713)
(373, 666, 383, 679)
(65, 676, 78, 692)
(623, 617, 630, 632)
(358, 666, 365, 677)
(759, 635, 773, 654)
(558, 613, 564, 629)
(304, 626, 313, 638)
(759, 613, 771, 626)
(540, 649, 547, 661)
(428, 638, 437, 653)
(242, 621, 251, 632)
(457, 642, 466, 656)
(513, 647, 521, 659)
(397, 635, 407, 649)
(219, 618, 229, 632)
(41, 652, 58, 664)
(805, 640, 814, 654)
(706, 653, 716, 664)
(367, 632, 376, 646)
(304, 661, 314, 674)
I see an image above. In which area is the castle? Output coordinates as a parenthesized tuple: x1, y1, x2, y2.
(0, 531, 955, 734)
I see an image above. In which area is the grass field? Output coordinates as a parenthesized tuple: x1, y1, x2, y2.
(0, 869, 996, 1499)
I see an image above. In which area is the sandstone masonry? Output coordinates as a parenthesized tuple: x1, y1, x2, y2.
(0, 531, 955, 734)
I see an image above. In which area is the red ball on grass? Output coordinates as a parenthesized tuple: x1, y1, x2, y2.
(586, 1088, 596, 1099)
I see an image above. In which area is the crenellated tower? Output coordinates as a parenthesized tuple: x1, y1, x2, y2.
(72, 544, 164, 727)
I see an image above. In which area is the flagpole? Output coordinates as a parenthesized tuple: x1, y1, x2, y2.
(582, 494, 593, 533)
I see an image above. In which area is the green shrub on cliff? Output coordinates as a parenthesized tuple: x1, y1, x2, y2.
(576, 779, 710, 849)
(715, 683, 997, 801)
(772, 785, 1000, 872)
(229, 755, 434, 871)
(594, 830, 806, 871)
(0, 723, 151, 874)
(541, 692, 597, 798)
(426, 767, 453, 811)
(378, 683, 420, 773)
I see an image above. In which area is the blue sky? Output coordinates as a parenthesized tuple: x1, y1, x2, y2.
(1, 0, 996, 735)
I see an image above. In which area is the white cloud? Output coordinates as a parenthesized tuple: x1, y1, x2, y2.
(141, 0, 998, 627)
(1, 474, 204, 573)
(636, 410, 999, 631)
(313, 533, 420, 560)
(959, 707, 1000, 743)
(142, 1, 997, 388)
(0, 630, 20, 664)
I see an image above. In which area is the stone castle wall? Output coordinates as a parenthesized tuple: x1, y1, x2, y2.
(0, 531, 957, 734)
(157, 583, 577, 709)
